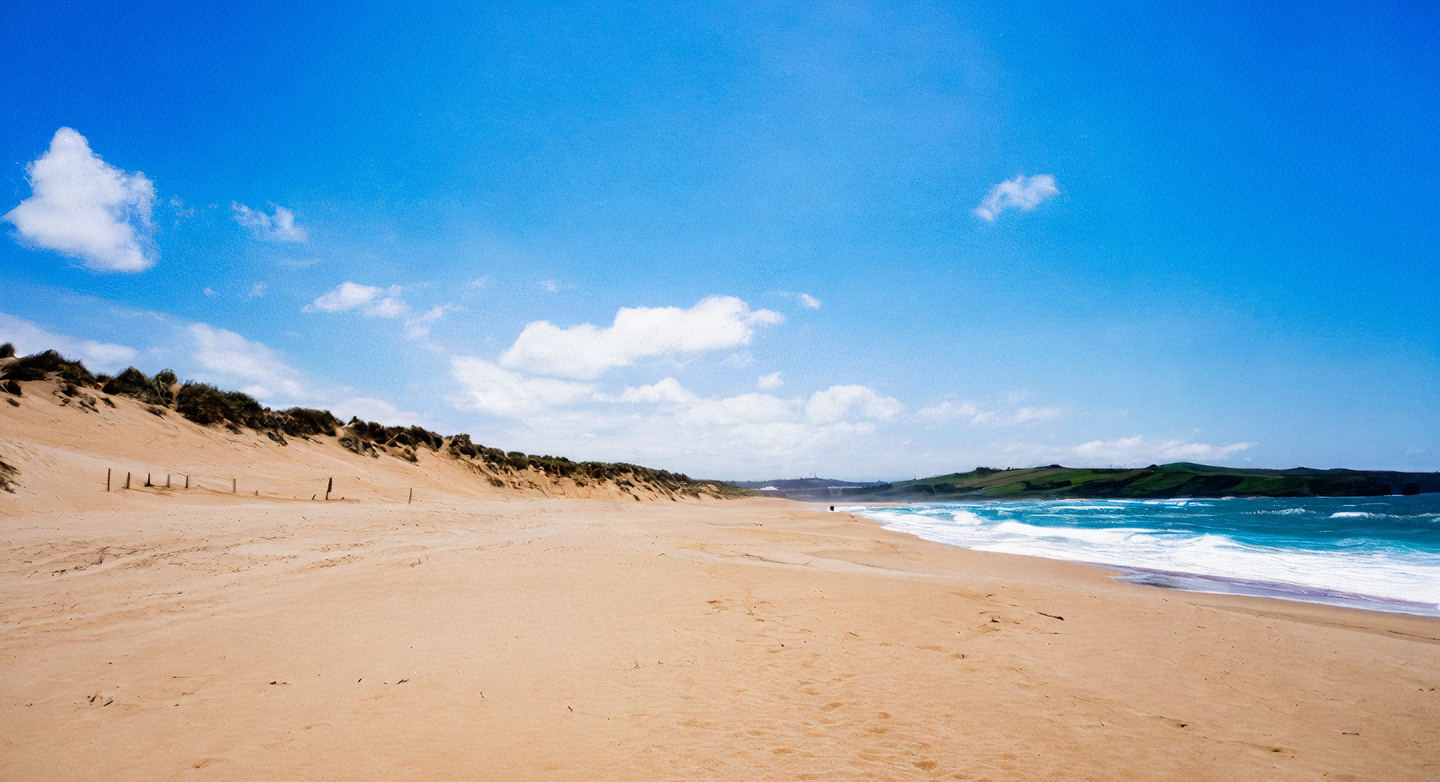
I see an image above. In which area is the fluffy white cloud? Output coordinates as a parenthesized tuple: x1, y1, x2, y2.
(500, 296, 785, 380)
(973, 174, 1059, 221)
(188, 323, 307, 399)
(756, 371, 784, 391)
(805, 385, 904, 424)
(450, 356, 596, 417)
(232, 202, 307, 242)
(0, 311, 138, 373)
(616, 377, 698, 405)
(304, 282, 408, 318)
(798, 293, 821, 309)
(3, 128, 157, 271)
(449, 346, 906, 477)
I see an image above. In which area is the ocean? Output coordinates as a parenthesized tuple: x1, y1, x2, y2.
(844, 495, 1440, 617)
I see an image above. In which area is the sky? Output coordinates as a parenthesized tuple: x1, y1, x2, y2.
(1, 1, 1437, 480)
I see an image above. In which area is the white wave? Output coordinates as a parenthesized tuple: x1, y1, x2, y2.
(855, 501, 1440, 614)
(1329, 512, 1386, 519)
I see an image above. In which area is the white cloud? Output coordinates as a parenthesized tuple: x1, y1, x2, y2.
(798, 293, 821, 309)
(916, 400, 981, 421)
(616, 377, 698, 405)
(916, 399, 1065, 427)
(805, 385, 904, 424)
(450, 356, 596, 417)
(232, 202, 307, 242)
(540, 279, 559, 292)
(0, 311, 138, 373)
(246, 282, 269, 300)
(997, 436, 1253, 468)
(1069, 435, 1252, 465)
(973, 174, 1059, 221)
(500, 295, 785, 380)
(403, 305, 452, 341)
(203, 288, 218, 297)
(188, 323, 307, 399)
(3, 127, 157, 272)
(304, 282, 408, 318)
(756, 371, 784, 391)
(326, 396, 423, 427)
(1012, 406, 1065, 424)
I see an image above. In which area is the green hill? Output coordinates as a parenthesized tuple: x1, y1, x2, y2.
(779, 463, 1440, 500)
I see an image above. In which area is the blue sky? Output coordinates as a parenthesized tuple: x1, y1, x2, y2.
(2, 1, 1436, 479)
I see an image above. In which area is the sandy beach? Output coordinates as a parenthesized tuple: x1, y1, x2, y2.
(3, 385, 1439, 780)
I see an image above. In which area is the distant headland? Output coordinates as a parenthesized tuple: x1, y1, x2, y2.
(735, 463, 1440, 501)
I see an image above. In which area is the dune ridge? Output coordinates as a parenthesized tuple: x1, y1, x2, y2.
(0, 346, 739, 512)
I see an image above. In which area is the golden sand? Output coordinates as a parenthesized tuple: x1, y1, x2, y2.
(2, 383, 1437, 779)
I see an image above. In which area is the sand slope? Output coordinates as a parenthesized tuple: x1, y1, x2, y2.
(2, 381, 1439, 780)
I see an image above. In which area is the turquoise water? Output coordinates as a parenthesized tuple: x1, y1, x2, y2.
(844, 495, 1440, 616)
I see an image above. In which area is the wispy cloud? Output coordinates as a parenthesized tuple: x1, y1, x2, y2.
(756, 371, 784, 391)
(3, 128, 157, 272)
(450, 356, 596, 417)
(232, 202, 307, 242)
(0, 311, 138, 373)
(1001, 435, 1252, 468)
(403, 304, 453, 341)
(304, 282, 408, 318)
(188, 323, 307, 399)
(917, 399, 1065, 427)
(500, 295, 785, 380)
(797, 293, 821, 309)
(973, 174, 1059, 221)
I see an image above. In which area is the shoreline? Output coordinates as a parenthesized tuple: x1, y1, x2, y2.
(834, 498, 1440, 621)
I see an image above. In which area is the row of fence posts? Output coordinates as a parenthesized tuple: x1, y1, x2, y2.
(104, 468, 415, 503)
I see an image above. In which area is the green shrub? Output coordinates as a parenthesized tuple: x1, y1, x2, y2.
(174, 383, 266, 428)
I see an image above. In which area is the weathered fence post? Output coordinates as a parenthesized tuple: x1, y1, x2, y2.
(166, 474, 171, 488)
(408, 488, 413, 504)
(232, 478, 237, 493)
(326, 477, 333, 501)
(106, 468, 111, 492)
(185, 474, 190, 489)
(146, 473, 152, 487)
(124, 472, 131, 490)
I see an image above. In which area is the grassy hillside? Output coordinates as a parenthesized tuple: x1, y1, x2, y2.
(751, 463, 1440, 500)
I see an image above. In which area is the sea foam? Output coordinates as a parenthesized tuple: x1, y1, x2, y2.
(844, 495, 1440, 616)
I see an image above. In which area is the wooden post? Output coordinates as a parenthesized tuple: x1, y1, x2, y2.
(106, 468, 111, 492)
(146, 473, 152, 487)
(125, 472, 131, 490)
(408, 488, 413, 504)
(232, 478, 237, 493)
(166, 474, 171, 488)
(185, 474, 190, 489)
(326, 477, 333, 501)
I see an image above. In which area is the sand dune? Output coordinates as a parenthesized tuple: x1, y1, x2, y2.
(3, 378, 1439, 779)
